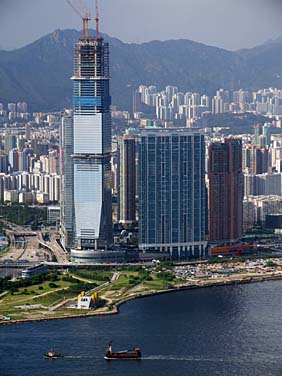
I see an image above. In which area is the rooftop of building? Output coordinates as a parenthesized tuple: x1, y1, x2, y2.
(140, 127, 204, 136)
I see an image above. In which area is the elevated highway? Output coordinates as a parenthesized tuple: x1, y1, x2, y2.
(38, 232, 69, 264)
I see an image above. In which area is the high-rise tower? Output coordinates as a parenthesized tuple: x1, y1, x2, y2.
(118, 135, 136, 225)
(61, 6, 112, 254)
(139, 128, 208, 259)
(60, 113, 74, 250)
(208, 138, 243, 244)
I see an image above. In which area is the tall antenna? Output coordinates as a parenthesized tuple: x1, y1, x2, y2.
(95, 0, 99, 40)
(66, 0, 91, 39)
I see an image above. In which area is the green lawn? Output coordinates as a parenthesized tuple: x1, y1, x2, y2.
(109, 271, 142, 291)
(99, 270, 179, 300)
(0, 268, 185, 320)
(0, 272, 98, 318)
(70, 269, 112, 283)
(29, 289, 73, 306)
(0, 246, 10, 255)
(109, 275, 131, 290)
(1, 280, 70, 308)
(143, 279, 169, 290)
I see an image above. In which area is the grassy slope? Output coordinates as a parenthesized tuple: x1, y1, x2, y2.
(0, 272, 108, 319)
(0, 268, 183, 320)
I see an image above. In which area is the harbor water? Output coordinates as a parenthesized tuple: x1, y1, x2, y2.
(1, 281, 282, 376)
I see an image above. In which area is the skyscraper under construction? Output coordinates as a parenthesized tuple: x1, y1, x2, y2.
(61, 8, 112, 257)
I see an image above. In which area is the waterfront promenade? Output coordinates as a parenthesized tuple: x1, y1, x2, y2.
(1, 257, 282, 325)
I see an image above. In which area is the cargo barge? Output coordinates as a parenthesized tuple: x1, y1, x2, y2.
(104, 341, 141, 360)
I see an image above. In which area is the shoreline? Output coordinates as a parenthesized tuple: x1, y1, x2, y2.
(1, 272, 282, 326)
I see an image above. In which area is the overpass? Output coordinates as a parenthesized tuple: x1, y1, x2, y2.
(0, 262, 35, 269)
(13, 232, 37, 237)
(38, 232, 69, 264)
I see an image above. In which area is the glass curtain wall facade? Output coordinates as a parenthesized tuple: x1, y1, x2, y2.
(118, 135, 136, 224)
(208, 138, 243, 244)
(60, 113, 74, 249)
(73, 35, 112, 250)
(139, 128, 207, 259)
(61, 32, 112, 252)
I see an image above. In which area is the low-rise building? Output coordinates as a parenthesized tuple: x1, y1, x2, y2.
(4, 190, 19, 203)
(47, 206, 60, 223)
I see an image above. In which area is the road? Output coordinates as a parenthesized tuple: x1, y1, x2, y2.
(2, 229, 43, 263)
(37, 231, 70, 264)
(0, 225, 70, 265)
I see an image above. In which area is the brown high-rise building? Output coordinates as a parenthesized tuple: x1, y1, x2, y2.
(118, 135, 136, 225)
(208, 139, 243, 244)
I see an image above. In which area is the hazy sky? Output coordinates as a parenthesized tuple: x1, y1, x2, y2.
(0, 0, 282, 50)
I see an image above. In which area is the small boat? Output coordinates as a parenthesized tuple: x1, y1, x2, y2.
(44, 350, 64, 359)
(104, 341, 141, 360)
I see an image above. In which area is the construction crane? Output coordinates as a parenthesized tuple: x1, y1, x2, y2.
(95, 0, 99, 40)
(66, 0, 91, 39)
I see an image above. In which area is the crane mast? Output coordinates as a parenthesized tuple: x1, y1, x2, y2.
(82, 15, 91, 39)
(95, 0, 99, 40)
(66, 0, 91, 39)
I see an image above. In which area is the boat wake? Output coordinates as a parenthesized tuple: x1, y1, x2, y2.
(142, 355, 224, 362)
(60, 355, 93, 360)
(142, 354, 280, 363)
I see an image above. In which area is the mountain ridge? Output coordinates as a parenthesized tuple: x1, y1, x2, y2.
(0, 29, 282, 112)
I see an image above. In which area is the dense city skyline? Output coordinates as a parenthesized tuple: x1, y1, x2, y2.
(0, 0, 282, 50)
(3, 1, 282, 373)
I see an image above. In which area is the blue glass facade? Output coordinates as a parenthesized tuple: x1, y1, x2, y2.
(73, 96, 111, 108)
(72, 37, 112, 250)
(60, 114, 74, 250)
(139, 128, 207, 258)
(61, 34, 112, 253)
